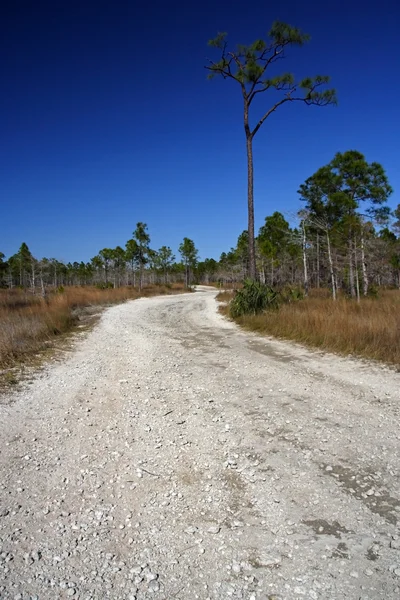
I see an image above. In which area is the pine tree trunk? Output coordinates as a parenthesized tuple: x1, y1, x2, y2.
(316, 233, 320, 288)
(302, 222, 308, 297)
(139, 262, 143, 291)
(246, 133, 256, 280)
(348, 232, 356, 298)
(31, 261, 36, 294)
(360, 232, 368, 296)
(40, 270, 46, 299)
(326, 231, 336, 300)
(259, 264, 265, 284)
(354, 241, 360, 302)
(130, 260, 134, 286)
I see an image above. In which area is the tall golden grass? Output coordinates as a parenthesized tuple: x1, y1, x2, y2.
(215, 290, 235, 303)
(209, 282, 243, 290)
(219, 289, 400, 366)
(0, 284, 186, 367)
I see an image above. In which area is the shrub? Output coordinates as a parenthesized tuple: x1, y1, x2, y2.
(95, 282, 114, 290)
(367, 284, 379, 298)
(280, 286, 304, 303)
(230, 280, 279, 317)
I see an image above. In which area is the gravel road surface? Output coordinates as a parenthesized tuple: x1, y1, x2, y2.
(1, 286, 400, 600)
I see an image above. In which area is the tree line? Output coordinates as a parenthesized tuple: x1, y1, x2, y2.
(1, 151, 398, 297)
(3, 23, 397, 299)
(220, 150, 398, 298)
(0, 224, 201, 292)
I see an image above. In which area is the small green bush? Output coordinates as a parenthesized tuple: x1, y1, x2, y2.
(95, 282, 114, 290)
(230, 280, 280, 317)
(367, 284, 379, 298)
(280, 286, 304, 303)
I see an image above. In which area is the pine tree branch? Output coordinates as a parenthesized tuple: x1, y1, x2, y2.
(205, 61, 240, 83)
(248, 46, 287, 103)
(251, 97, 291, 137)
(227, 50, 245, 72)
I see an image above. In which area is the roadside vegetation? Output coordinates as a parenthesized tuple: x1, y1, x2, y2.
(1, 151, 399, 372)
(1, 20, 399, 374)
(205, 23, 399, 367)
(217, 284, 400, 366)
(0, 284, 186, 369)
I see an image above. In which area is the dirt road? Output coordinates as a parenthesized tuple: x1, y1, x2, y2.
(1, 287, 400, 599)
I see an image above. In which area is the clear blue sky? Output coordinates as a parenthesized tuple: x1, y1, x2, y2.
(1, 0, 399, 263)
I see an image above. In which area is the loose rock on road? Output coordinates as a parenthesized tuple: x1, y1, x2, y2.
(1, 286, 400, 599)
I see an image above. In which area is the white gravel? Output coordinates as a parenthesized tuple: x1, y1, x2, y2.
(1, 286, 400, 599)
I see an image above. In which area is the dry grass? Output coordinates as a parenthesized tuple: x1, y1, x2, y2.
(0, 284, 186, 368)
(207, 282, 243, 290)
(221, 289, 400, 367)
(215, 290, 235, 303)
